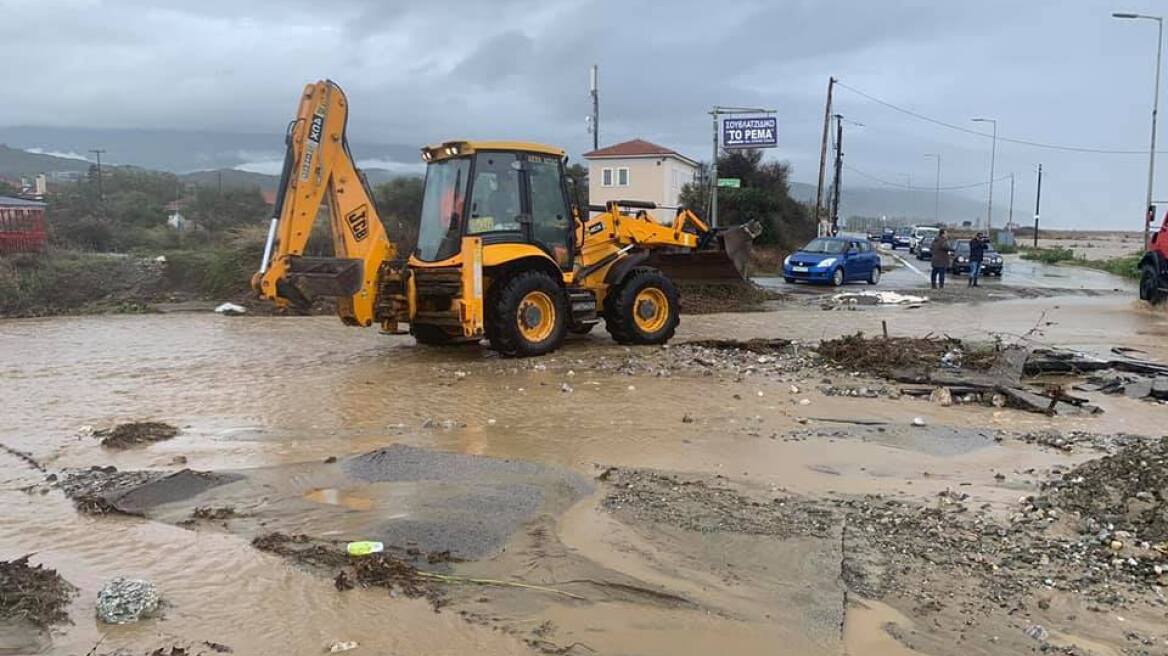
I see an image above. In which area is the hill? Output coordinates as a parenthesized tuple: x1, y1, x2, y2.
(0, 126, 418, 174)
(0, 144, 91, 178)
(178, 167, 412, 191)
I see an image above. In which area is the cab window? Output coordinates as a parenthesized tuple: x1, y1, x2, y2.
(527, 156, 571, 267)
(468, 152, 522, 234)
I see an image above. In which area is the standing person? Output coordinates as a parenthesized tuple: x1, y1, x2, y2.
(968, 232, 986, 287)
(930, 229, 951, 289)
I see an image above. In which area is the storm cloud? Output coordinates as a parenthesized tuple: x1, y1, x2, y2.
(1, 0, 1165, 227)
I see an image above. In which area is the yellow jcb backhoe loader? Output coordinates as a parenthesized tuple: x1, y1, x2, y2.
(252, 80, 758, 357)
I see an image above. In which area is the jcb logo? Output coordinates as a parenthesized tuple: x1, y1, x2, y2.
(307, 114, 323, 144)
(346, 205, 369, 241)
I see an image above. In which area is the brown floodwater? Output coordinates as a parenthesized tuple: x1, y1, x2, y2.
(2, 291, 1165, 655)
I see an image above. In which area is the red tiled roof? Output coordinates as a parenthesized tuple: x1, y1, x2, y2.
(583, 139, 694, 163)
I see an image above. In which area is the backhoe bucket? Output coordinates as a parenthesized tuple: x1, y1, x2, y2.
(646, 221, 762, 282)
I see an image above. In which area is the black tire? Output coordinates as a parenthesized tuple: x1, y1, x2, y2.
(867, 267, 881, 285)
(784, 276, 796, 284)
(1140, 263, 1166, 304)
(411, 324, 458, 346)
(487, 270, 568, 357)
(830, 267, 845, 287)
(603, 267, 680, 345)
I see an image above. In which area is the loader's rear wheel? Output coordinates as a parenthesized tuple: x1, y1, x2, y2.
(604, 267, 680, 345)
(1140, 263, 1166, 304)
(487, 270, 568, 357)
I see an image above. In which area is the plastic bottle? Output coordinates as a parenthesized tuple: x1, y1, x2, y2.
(346, 541, 384, 556)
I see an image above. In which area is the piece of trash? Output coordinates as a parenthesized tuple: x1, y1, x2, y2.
(327, 641, 359, 653)
(560, 383, 574, 393)
(929, 387, 953, 407)
(214, 302, 247, 316)
(830, 291, 928, 306)
(627, 385, 636, 391)
(798, 398, 811, 406)
(911, 417, 927, 427)
(154, 255, 167, 263)
(96, 577, 161, 624)
(487, 418, 497, 425)
(346, 541, 384, 556)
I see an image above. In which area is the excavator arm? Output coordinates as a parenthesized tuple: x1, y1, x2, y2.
(252, 80, 399, 328)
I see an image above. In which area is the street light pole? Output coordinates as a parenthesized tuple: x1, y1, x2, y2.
(971, 118, 997, 232)
(924, 153, 941, 224)
(1113, 12, 1163, 249)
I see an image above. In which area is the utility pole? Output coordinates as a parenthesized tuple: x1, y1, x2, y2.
(830, 114, 844, 235)
(971, 117, 998, 231)
(1033, 163, 1043, 248)
(589, 65, 599, 151)
(815, 77, 836, 236)
(1008, 173, 1015, 228)
(89, 148, 106, 203)
(709, 105, 776, 227)
(924, 153, 941, 224)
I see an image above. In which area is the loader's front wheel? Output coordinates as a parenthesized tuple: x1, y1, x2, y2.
(604, 267, 680, 345)
(487, 270, 568, 357)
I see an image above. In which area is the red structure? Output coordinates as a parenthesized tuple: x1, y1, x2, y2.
(0, 196, 47, 254)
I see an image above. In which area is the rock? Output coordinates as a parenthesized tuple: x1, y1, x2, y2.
(991, 393, 1007, 408)
(1110, 540, 1124, 551)
(789, 385, 800, 394)
(912, 417, 927, 427)
(560, 383, 574, 393)
(929, 387, 953, 407)
(327, 641, 359, 653)
(1024, 624, 1049, 642)
(213, 302, 246, 316)
(798, 399, 811, 406)
(96, 577, 161, 624)
(681, 414, 694, 423)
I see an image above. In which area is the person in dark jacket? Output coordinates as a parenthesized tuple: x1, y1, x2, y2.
(968, 232, 987, 287)
(930, 229, 951, 289)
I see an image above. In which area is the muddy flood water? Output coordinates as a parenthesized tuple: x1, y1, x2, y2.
(4, 282, 1168, 655)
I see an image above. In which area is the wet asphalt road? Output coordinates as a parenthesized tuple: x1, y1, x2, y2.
(756, 246, 1134, 297)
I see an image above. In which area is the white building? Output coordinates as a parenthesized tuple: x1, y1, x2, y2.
(583, 139, 699, 223)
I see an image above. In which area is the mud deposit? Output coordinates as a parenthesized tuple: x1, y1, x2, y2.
(676, 280, 780, 314)
(97, 421, 179, 449)
(0, 555, 75, 628)
(5, 300, 1168, 655)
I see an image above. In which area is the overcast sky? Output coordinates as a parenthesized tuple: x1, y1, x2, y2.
(2, 0, 1167, 228)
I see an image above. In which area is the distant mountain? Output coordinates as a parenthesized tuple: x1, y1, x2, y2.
(0, 126, 419, 174)
(788, 181, 988, 225)
(178, 167, 413, 191)
(0, 144, 91, 178)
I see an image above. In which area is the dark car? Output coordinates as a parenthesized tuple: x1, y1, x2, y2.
(783, 236, 882, 286)
(916, 235, 935, 261)
(890, 226, 912, 250)
(950, 239, 1004, 276)
(880, 228, 896, 246)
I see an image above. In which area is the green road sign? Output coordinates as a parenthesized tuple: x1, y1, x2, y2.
(717, 178, 741, 188)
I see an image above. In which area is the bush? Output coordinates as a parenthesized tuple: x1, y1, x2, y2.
(1021, 247, 1075, 264)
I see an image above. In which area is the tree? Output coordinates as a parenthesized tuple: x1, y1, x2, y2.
(0, 179, 19, 197)
(564, 163, 589, 209)
(373, 176, 424, 252)
(186, 186, 268, 232)
(679, 149, 814, 250)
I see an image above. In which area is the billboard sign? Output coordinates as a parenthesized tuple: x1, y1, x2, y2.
(722, 116, 777, 149)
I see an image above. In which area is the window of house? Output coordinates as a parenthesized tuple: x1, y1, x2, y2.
(617, 167, 629, 186)
(601, 168, 613, 186)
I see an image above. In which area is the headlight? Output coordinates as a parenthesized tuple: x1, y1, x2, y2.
(818, 258, 837, 268)
(957, 257, 967, 263)
(783, 255, 791, 266)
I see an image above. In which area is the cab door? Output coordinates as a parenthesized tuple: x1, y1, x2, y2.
(523, 154, 574, 269)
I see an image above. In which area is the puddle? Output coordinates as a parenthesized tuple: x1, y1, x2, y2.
(843, 598, 925, 655)
(303, 487, 374, 511)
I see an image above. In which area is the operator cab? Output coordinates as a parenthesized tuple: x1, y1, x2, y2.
(415, 141, 575, 269)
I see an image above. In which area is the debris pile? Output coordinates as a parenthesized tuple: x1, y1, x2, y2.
(598, 466, 834, 538)
(0, 555, 76, 629)
(251, 533, 441, 606)
(675, 280, 779, 314)
(56, 467, 237, 516)
(582, 338, 816, 380)
(1040, 436, 1168, 545)
(816, 332, 998, 375)
(96, 577, 162, 624)
(97, 421, 179, 449)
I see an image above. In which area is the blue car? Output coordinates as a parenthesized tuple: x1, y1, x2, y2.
(783, 236, 882, 286)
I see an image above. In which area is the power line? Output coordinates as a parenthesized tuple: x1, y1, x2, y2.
(835, 81, 1162, 155)
(843, 163, 1012, 191)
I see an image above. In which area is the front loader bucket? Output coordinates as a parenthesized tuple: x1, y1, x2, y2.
(646, 220, 762, 282)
